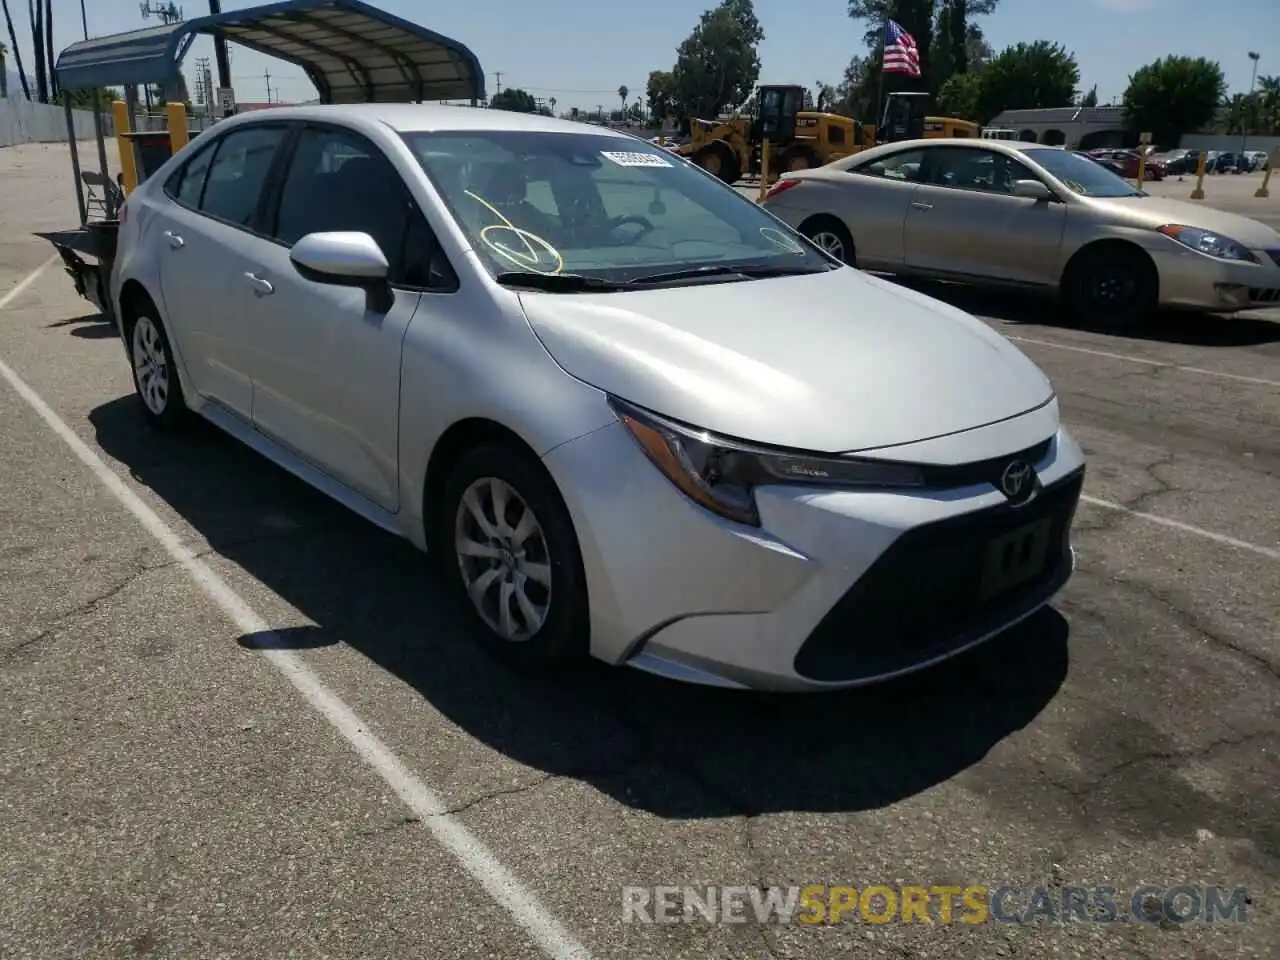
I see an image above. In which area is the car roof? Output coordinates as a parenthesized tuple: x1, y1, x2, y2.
(215, 102, 637, 139)
(852, 138, 1068, 162)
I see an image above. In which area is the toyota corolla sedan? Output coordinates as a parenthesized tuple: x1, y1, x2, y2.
(110, 104, 1085, 692)
(762, 139, 1280, 328)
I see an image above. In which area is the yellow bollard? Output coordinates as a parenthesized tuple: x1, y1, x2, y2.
(1256, 148, 1278, 199)
(111, 99, 139, 195)
(758, 138, 771, 203)
(1190, 152, 1206, 200)
(166, 101, 189, 156)
(1135, 152, 1146, 190)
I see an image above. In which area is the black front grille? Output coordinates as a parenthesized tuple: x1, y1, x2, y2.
(794, 468, 1084, 683)
(914, 437, 1052, 489)
(1248, 287, 1280, 304)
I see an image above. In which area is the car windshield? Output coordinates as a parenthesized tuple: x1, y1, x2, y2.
(1030, 149, 1143, 198)
(400, 130, 833, 285)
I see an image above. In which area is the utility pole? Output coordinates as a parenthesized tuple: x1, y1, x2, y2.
(1241, 51, 1261, 162)
(494, 72, 503, 95)
(207, 0, 233, 105)
(263, 68, 272, 103)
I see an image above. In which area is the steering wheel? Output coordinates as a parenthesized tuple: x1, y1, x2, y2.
(605, 214, 655, 245)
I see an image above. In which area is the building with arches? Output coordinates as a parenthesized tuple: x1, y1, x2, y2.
(988, 105, 1129, 150)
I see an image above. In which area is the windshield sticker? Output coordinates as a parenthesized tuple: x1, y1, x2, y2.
(465, 189, 565, 275)
(601, 151, 673, 168)
(758, 227, 807, 254)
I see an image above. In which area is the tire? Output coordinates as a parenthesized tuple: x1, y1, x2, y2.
(1062, 245, 1158, 330)
(437, 443, 589, 669)
(692, 144, 741, 184)
(778, 147, 819, 173)
(126, 303, 188, 429)
(799, 216, 856, 266)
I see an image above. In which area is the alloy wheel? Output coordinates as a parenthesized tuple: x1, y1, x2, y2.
(454, 476, 552, 642)
(132, 315, 170, 415)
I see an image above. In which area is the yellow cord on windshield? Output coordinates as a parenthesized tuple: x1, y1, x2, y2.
(464, 189, 564, 275)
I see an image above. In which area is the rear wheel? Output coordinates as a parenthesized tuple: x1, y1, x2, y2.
(798, 216, 855, 266)
(1062, 245, 1157, 330)
(126, 305, 188, 429)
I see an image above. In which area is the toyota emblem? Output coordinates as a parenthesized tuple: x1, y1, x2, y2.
(999, 460, 1034, 500)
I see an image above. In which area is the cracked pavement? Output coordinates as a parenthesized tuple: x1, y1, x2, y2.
(2, 142, 1278, 959)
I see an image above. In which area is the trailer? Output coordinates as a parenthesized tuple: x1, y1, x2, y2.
(38, 0, 486, 326)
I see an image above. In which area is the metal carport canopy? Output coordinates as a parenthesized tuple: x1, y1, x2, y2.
(53, 0, 486, 104)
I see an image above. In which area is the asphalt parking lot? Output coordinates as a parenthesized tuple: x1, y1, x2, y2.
(2, 140, 1278, 960)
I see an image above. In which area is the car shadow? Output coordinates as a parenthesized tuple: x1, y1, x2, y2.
(886, 277, 1280, 348)
(90, 394, 1070, 819)
(47, 312, 118, 340)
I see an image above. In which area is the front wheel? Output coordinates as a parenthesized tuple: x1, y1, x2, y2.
(437, 444, 589, 668)
(799, 216, 856, 266)
(127, 307, 188, 429)
(1062, 246, 1158, 330)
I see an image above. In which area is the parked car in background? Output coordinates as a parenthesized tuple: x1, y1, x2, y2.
(1245, 150, 1270, 171)
(1087, 149, 1165, 180)
(1079, 151, 1127, 176)
(761, 138, 1280, 329)
(1148, 149, 1195, 175)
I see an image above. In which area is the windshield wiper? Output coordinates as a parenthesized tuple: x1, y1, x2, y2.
(627, 263, 829, 285)
(495, 271, 623, 292)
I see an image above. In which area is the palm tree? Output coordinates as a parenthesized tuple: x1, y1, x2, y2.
(549, 96, 556, 116)
(2, 0, 31, 100)
(43, 0, 56, 100)
(618, 84, 628, 117)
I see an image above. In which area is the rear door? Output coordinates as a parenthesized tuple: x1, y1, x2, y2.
(153, 122, 291, 419)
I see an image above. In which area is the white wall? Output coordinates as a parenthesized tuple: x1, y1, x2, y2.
(1179, 133, 1280, 154)
(0, 97, 114, 148)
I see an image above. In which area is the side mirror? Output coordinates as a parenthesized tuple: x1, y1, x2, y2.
(1012, 179, 1054, 202)
(290, 231, 389, 285)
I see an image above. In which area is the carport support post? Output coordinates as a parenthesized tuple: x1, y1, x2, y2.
(208, 0, 233, 91)
(64, 98, 88, 227)
(1190, 152, 1206, 200)
(91, 89, 116, 219)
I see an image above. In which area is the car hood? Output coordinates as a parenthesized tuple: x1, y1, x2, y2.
(518, 268, 1055, 454)
(1093, 196, 1280, 248)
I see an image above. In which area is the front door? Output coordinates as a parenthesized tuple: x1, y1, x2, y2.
(240, 124, 456, 512)
(154, 123, 290, 418)
(903, 146, 1068, 286)
(835, 147, 929, 268)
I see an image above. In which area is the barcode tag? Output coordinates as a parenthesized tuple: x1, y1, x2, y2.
(600, 151, 672, 168)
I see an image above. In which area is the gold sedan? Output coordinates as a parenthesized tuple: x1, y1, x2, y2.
(761, 139, 1280, 327)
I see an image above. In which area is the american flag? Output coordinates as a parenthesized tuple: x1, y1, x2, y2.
(883, 20, 921, 77)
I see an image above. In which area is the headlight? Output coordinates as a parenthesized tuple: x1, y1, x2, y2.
(609, 397, 925, 527)
(1157, 224, 1258, 263)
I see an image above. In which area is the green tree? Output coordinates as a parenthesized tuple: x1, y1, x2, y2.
(149, 72, 192, 107)
(1122, 56, 1224, 146)
(489, 87, 539, 113)
(646, 69, 676, 124)
(974, 41, 1079, 124)
(54, 86, 119, 109)
(846, 0, 998, 96)
(1256, 75, 1280, 135)
(670, 0, 764, 122)
(935, 70, 982, 121)
(1080, 84, 1098, 107)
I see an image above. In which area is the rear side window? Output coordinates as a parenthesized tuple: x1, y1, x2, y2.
(198, 125, 289, 227)
(165, 138, 217, 207)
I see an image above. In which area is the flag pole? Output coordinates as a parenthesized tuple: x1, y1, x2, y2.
(873, 10, 887, 131)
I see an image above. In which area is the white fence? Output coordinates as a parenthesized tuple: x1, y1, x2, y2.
(0, 96, 113, 147)
(1179, 133, 1280, 155)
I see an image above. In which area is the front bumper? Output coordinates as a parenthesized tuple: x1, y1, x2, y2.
(1154, 245, 1280, 311)
(543, 417, 1086, 692)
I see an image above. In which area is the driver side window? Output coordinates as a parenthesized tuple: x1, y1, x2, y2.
(922, 147, 1035, 195)
(854, 148, 926, 182)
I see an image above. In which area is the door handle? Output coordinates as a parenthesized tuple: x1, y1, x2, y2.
(910, 200, 933, 210)
(244, 272, 274, 296)
(164, 230, 184, 249)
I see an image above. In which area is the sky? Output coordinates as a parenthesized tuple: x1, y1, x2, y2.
(3, 0, 1278, 112)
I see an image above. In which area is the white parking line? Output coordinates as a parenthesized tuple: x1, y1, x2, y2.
(0, 264, 593, 960)
(1079, 494, 1280, 561)
(1007, 335, 1280, 388)
(0, 255, 56, 310)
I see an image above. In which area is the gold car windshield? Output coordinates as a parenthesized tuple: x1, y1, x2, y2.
(401, 130, 832, 281)
(1032, 150, 1144, 198)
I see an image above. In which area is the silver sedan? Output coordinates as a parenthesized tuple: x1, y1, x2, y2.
(110, 105, 1085, 691)
(762, 139, 1280, 328)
